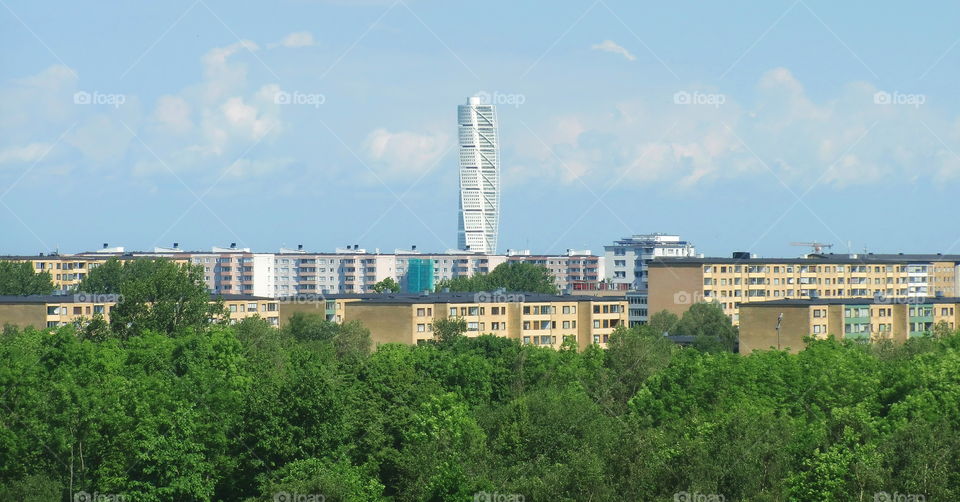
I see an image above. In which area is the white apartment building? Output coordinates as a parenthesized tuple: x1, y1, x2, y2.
(604, 234, 698, 325)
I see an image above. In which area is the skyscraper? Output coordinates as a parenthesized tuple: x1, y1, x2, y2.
(457, 96, 500, 253)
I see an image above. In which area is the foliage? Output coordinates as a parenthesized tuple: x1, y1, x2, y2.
(372, 277, 401, 293)
(79, 258, 224, 338)
(3, 305, 960, 500)
(437, 262, 558, 294)
(0, 261, 54, 295)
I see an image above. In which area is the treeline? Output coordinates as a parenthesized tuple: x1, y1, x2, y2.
(2, 312, 960, 500)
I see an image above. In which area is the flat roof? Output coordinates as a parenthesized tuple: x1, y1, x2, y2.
(0, 293, 274, 304)
(743, 297, 960, 307)
(336, 291, 625, 304)
(648, 253, 960, 266)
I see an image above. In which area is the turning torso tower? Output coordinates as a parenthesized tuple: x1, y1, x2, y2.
(457, 96, 500, 254)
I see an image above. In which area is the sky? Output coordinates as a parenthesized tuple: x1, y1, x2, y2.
(2, 0, 959, 258)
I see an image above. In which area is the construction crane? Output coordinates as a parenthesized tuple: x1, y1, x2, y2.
(791, 242, 833, 254)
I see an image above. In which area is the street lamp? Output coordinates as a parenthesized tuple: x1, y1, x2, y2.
(776, 312, 783, 350)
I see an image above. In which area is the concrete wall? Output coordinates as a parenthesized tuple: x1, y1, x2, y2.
(0, 304, 49, 330)
(648, 264, 703, 318)
(739, 304, 810, 354)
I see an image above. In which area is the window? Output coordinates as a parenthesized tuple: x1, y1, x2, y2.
(449, 307, 457, 316)
(593, 320, 600, 328)
(562, 321, 571, 329)
(417, 324, 426, 332)
(417, 308, 426, 316)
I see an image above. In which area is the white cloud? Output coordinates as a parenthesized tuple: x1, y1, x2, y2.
(512, 67, 956, 190)
(0, 143, 53, 165)
(268, 31, 316, 49)
(364, 128, 451, 177)
(591, 40, 636, 61)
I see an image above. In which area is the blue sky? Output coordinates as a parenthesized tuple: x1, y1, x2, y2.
(2, 0, 959, 257)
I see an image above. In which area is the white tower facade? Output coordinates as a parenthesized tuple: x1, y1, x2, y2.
(457, 96, 500, 253)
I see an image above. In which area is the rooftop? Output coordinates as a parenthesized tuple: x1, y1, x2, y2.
(744, 297, 960, 307)
(648, 253, 960, 266)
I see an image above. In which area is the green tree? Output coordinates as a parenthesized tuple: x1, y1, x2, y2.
(437, 262, 558, 294)
(0, 261, 54, 295)
(372, 277, 401, 293)
(647, 310, 679, 335)
(431, 317, 467, 344)
(103, 259, 224, 337)
(674, 302, 738, 352)
(76, 257, 125, 293)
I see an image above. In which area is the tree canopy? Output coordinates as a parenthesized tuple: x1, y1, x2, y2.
(0, 261, 54, 295)
(436, 262, 558, 294)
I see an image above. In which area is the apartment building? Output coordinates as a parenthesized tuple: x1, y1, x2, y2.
(6, 245, 606, 298)
(506, 249, 603, 290)
(739, 297, 960, 354)
(278, 291, 627, 349)
(603, 233, 698, 325)
(0, 293, 280, 329)
(649, 253, 960, 326)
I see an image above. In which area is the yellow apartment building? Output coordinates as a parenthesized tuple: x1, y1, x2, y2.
(739, 297, 960, 354)
(649, 253, 960, 327)
(278, 291, 628, 349)
(0, 293, 279, 330)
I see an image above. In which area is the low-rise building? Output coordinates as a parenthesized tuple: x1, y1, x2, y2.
(0, 293, 279, 329)
(649, 253, 960, 327)
(278, 291, 628, 349)
(739, 297, 960, 354)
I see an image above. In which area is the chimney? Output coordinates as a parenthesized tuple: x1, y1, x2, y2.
(412, 245, 417, 251)
(103, 243, 108, 249)
(354, 244, 359, 250)
(230, 243, 236, 249)
(173, 242, 179, 249)
(298, 244, 303, 251)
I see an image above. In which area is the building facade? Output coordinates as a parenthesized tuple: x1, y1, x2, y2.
(739, 297, 960, 354)
(603, 234, 697, 325)
(649, 253, 960, 327)
(457, 96, 500, 253)
(0, 293, 280, 329)
(278, 291, 627, 350)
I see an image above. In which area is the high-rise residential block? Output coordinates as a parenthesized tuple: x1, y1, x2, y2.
(457, 96, 500, 253)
